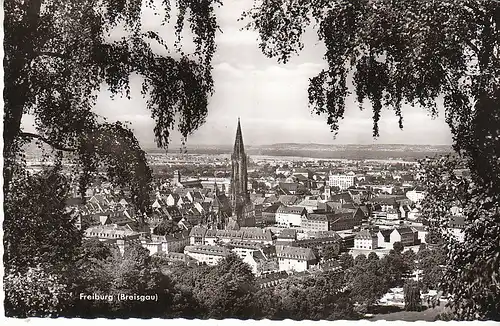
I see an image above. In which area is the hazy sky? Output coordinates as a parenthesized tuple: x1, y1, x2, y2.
(23, 0, 453, 147)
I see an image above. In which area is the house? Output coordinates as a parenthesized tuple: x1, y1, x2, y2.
(390, 227, 419, 247)
(275, 206, 307, 227)
(276, 228, 297, 245)
(294, 235, 343, 257)
(226, 240, 267, 260)
(377, 229, 393, 248)
(278, 182, 301, 195)
(166, 193, 181, 207)
(277, 195, 300, 206)
(354, 229, 378, 250)
(184, 245, 231, 266)
(84, 224, 140, 241)
(189, 226, 208, 245)
(328, 208, 365, 231)
(448, 215, 465, 242)
(296, 198, 319, 213)
(204, 229, 218, 245)
(149, 230, 190, 254)
(243, 251, 279, 275)
(276, 245, 317, 272)
(154, 252, 198, 266)
(301, 212, 336, 232)
(240, 227, 274, 244)
(399, 205, 411, 219)
(386, 208, 401, 220)
(408, 207, 421, 221)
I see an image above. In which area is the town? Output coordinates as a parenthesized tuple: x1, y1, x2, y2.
(27, 119, 461, 309)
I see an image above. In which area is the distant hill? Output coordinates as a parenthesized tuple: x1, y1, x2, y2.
(146, 143, 453, 160)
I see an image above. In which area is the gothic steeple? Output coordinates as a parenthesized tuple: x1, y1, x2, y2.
(233, 118, 245, 158)
(230, 118, 249, 225)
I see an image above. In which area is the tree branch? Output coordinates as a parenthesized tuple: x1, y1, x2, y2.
(19, 132, 77, 152)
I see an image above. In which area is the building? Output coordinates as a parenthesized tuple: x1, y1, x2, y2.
(301, 212, 336, 232)
(354, 229, 378, 250)
(276, 228, 297, 245)
(276, 245, 317, 272)
(243, 251, 279, 275)
(184, 245, 232, 266)
(328, 174, 355, 190)
(390, 227, 420, 247)
(328, 208, 365, 231)
(275, 206, 307, 227)
(377, 229, 393, 248)
(188, 226, 273, 245)
(84, 224, 140, 241)
(149, 231, 190, 254)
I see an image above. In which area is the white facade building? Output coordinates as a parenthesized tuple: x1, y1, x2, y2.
(354, 229, 378, 250)
(328, 174, 355, 190)
(275, 206, 307, 227)
(184, 245, 231, 266)
(276, 246, 317, 272)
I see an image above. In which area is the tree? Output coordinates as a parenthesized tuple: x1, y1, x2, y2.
(4, 264, 71, 317)
(153, 219, 181, 236)
(346, 258, 388, 312)
(3, 166, 82, 271)
(392, 241, 404, 254)
(323, 244, 340, 261)
(339, 252, 354, 270)
(4, 0, 221, 213)
(420, 156, 500, 320)
(4, 1, 220, 316)
(274, 271, 357, 320)
(243, 1, 500, 183)
(243, 2, 500, 319)
(192, 254, 257, 319)
(404, 281, 422, 312)
(402, 249, 417, 274)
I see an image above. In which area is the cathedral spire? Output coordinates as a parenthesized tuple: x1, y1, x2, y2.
(233, 117, 245, 158)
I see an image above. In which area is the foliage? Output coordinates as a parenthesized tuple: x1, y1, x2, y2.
(339, 252, 355, 270)
(272, 271, 357, 320)
(242, 0, 500, 166)
(379, 250, 412, 288)
(4, 0, 221, 212)
(323, 245, 340, 261)
(417, 244, 446, 291)
(3, 166, 82, 271)
(69, 241, 174, 318)
(420, 155, 500, 320)
(392, 241, 403, 254)
(404, 280, 422, 312)
(194, 254, 257, 318)
(346, 255, 389, 310)
(154, 219, 182, 235)
(4, 264, 71, 317)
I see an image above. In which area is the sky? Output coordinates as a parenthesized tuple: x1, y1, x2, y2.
(22, 0, 453, 148)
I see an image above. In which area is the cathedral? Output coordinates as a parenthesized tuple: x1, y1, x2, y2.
(226, 119, 255, 230)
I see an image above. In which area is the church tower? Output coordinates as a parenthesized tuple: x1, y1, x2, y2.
(228, 118, 250, 227)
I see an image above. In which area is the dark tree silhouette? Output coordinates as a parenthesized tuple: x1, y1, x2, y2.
(4, 0, 221, 214)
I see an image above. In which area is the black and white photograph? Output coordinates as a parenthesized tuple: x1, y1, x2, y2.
(2, 0, 500, 322)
